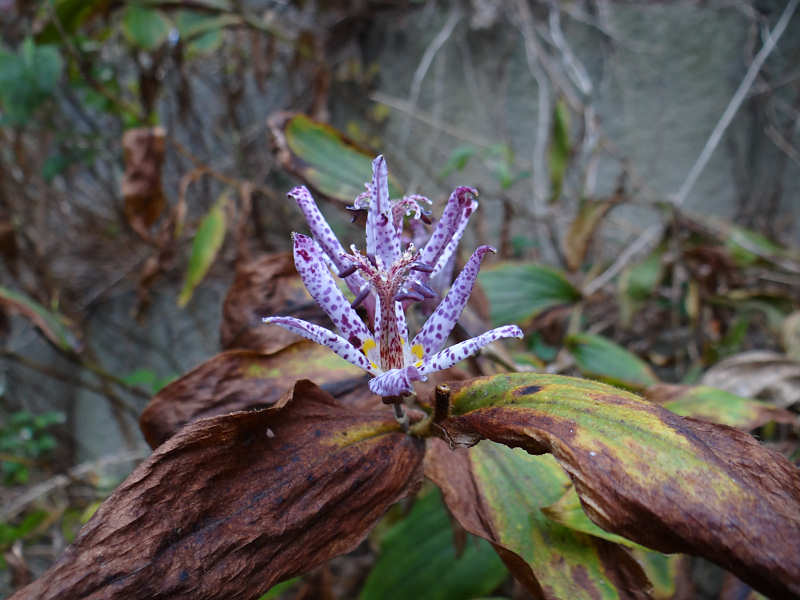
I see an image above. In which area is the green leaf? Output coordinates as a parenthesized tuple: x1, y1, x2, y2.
(645, 384, 797, 430)
(566, 333, 659, 390)
(174, 11, 238, 55)
(426, 440, 650, 599)
(0, 286, 81, 352)
(270, 113, 402, 204)
(0, 39, 63, 124)
(726, 225, 785, 267)
(618, 250, 664, 325)
(549, 99, 570, 203)
(477, 262, 580, 327)
(360, 487, 507, 600)
(178, 194, 227, 307)
(122, 5, 171, 51)
(438, 144, 477, 178)
(540, 483, 688, 599)
(258, 577, 299, 599)
(438, 372, 800, 599)
(541, 486, 644, 550)
(35, 0, 107, 43)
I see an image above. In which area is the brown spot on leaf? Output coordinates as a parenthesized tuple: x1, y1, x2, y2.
(12, 381, 424, 600)
(515, 384, 543, 396)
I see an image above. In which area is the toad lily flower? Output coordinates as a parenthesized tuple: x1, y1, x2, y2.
(263, 155, 522, 399)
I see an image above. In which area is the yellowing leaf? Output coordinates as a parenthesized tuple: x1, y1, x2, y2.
(268, 112, 401, 204)
(0, 286, 80, 352)
(645, 384, 797, 430)
(438, 372, 800, 599)
(178, 194, 227, 307)
(426, 440, 648, 599)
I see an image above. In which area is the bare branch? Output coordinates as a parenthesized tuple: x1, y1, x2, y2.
(672, 0, 799, 207)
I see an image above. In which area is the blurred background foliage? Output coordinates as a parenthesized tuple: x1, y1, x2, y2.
(0, 0, 799, 598)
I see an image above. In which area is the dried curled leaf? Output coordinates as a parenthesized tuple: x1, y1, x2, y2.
(12, 381, 424, 600)
(122, 126, 166, 239)
(220, 252, 330, 353)
(700, 351, 800, 409)
(425, 439, 650, 599)
(437, 373, 800, 599)
(139, 341, 365, 449)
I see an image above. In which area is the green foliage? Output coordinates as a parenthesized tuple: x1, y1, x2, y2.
(0, 37, 63, 124)
(549, 99, 570, 202)
(122, 4, 172, 51)
(565, 333, 660, 390)
(439, 143, 530, 190)
(478, 262, 580, 326)
(178, 193, 228, 307)
(121, 368, 177, 394)
(280, 113, 403, 202)
(0, 509, 48, 551)
(0, 411, 64, 485)
(174, 10, 238, 55)
(360, 487, 507, 600)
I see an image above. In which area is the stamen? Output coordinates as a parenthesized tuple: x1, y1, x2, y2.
(411, 281, 436, 299)
(367, 253, 378, 268)
(351, 287, 370, 308)
(337, 264, 358, 278)
(395, 291, 425, 303)
(411, 261, 434, 273)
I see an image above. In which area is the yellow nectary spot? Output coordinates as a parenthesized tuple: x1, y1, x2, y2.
(370, 361, 379, 370)
(412, 344, 424, 360)
(415, 360, 423, 367)
(362, 338, 376, 355)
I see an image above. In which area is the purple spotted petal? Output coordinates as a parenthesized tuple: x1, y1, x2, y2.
(292, 234, 376, 361)
(417, 186, 478, 281)
(420, 325, 523, 374)
(366, 155, 400, 268)
(289, 186, 367, 297)
(368, 365, 425, 397)
(262, 316, 378, 374)
(412, 245, 495, 358)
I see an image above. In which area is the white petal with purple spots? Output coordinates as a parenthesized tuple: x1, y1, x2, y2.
(417, 186, 478, 279)
(292, 233, 378, 363)
(412, 245, 495, 358)
(262, 316, 378, 374)
(420, 325, 523, 374)
(368, 365, 426, 397)
(366, 155, 400, 269)
(289, 186, 367, 296)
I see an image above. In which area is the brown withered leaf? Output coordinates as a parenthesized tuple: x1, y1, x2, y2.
(700, 351, 800, 409)
(139, 341, 366, 448)
(11, 381, 424, 600)
(425, 439, 650, 600)
(220, 252, 331, 352)
(122, 126, 166, 239)
(436, 373, 800, 599)
(563, 198, 617, 272)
